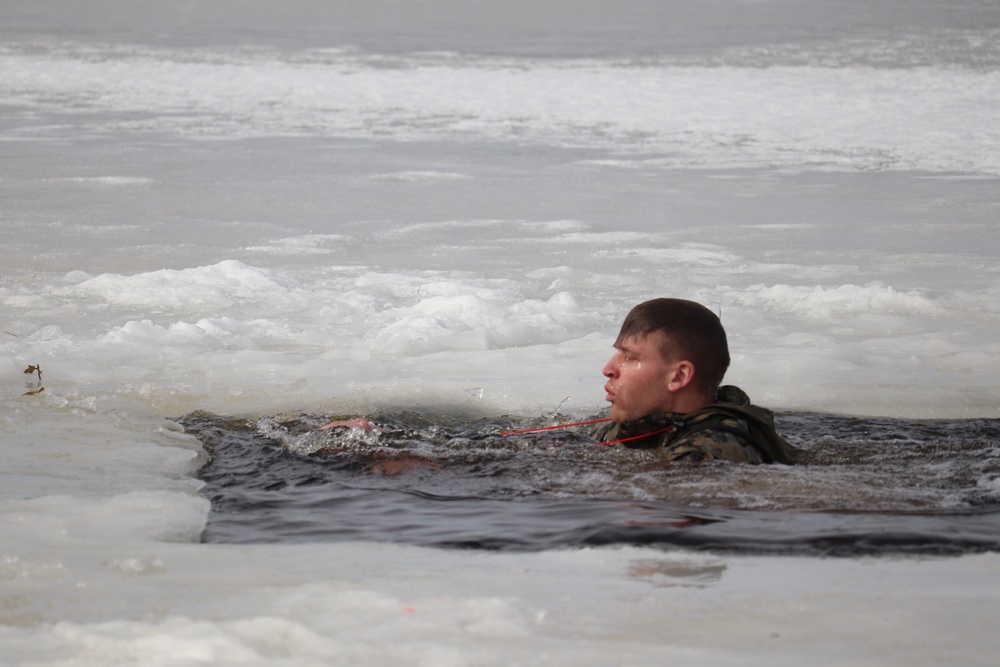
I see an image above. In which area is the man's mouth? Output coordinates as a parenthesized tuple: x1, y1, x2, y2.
(604, 384, 615, 402)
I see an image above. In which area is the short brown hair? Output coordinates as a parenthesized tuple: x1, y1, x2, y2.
(615, 298, 730, 394)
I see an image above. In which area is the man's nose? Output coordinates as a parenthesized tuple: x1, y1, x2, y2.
(602, 357, 618, 379)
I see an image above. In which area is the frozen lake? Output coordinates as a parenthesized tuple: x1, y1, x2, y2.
(2, 1, 1000, 664)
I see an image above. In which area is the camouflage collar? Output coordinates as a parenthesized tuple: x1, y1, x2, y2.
(613, 412, 686, 439)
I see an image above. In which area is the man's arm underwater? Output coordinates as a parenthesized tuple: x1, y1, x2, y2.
(317, 417, 381, 432)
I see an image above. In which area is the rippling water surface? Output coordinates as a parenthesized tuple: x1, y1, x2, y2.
(186, 411, 1000, 555)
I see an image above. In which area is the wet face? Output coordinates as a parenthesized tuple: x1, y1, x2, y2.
(602, 333, 683, 422)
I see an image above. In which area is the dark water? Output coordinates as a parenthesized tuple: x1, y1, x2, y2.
(183, 410, 1000, 556)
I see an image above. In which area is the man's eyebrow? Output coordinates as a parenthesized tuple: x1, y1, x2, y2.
(615, 340, 638, 353)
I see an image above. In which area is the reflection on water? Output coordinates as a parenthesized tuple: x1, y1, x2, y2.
(182, 410, 1000, 556)
(625, 557, 727, 588)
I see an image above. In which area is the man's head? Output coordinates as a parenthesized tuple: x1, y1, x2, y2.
(602, 298, 729, 421)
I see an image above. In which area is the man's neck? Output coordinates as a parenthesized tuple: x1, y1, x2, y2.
(673, 390, 715, 416)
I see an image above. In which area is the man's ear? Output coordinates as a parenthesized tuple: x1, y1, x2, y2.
(666, 360, 696, 392)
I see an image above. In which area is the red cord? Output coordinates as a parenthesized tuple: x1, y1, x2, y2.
(499, 417, 674, 446)
(497, 417, 612, 436)
(597, 424, 675, 446)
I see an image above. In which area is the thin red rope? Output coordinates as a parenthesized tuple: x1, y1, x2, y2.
(597, 424, 675, 446)
(497, 417, 612, 436)
(499, 418, 675, 447)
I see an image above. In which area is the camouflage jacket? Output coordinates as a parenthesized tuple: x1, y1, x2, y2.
(588, 385, 798, 464)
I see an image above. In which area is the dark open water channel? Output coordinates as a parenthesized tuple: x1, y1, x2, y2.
(183, 410, 1000, 556)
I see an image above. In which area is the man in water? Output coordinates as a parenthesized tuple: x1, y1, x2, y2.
(590, 298, 797, 464)
(321, 297, 796, 465)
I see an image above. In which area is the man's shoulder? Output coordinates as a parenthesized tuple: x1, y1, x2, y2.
(668, 409, 764, 463)
(683, 386, 800, 464)
(587, 410, 760, 462)
(590, 386, 799, 464)
(587, 412, 680, 445)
